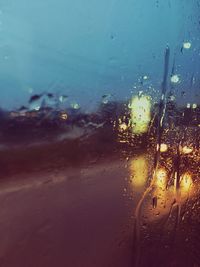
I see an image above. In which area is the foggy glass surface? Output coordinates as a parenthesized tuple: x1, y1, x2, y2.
(0, 1, 200, 267)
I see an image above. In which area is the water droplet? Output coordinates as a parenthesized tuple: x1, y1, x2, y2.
(187, 103, 191, 108)
(29, 94, 42, 103)
(28, 95, 42, 111)
(59, 95, 68, 103)
(143, 75, 149, 80)
(181, 91, 186, 97)
(71, 102, 80, 110)
(183, 41, 192, 49)
(102, 94, 112, 104)
(138, 91, 143, 97)
(160, 143, 168, 153)
(142, 223, 147, 229)
(110, 33, 116, 40)
(169, 95, 176, 101)
(170, 74, 181, 84)
(60, 112, 68, 120)
(192, 103, 197, 109)
(30, 103, 41, 111)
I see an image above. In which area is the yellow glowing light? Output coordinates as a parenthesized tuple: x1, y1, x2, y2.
(129, 95, 151, 134)
(160, 143, 168, 153)
(182, 146, 193, 154)
(130, 155, 148, 188)
(119, 123, 128, 131)
(156, 168, 167, 189)
(180, 173, 193, 192)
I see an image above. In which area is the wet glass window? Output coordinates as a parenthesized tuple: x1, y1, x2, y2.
(0, 1, 200, 266)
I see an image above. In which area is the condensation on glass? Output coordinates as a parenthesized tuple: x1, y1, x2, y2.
(0, 1, 199, 267)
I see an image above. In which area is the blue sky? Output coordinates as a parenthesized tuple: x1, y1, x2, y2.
(0, 0, 199, 111)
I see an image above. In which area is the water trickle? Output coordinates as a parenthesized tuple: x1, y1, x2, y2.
(152, 196, 158, 208)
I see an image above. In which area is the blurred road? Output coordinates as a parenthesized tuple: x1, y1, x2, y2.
(0, 158, 134, 267)
(0, 147, 200, 267)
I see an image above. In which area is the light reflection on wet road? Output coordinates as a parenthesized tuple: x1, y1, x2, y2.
(0, 145, 199, 267)
(0, 158, 133, 267)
